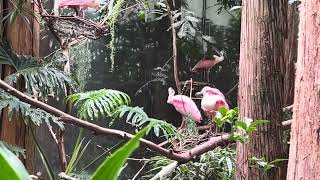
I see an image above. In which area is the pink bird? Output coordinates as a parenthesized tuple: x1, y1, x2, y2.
(191, 51, 225, 73)
(167, 87, 202, 123)
(196, 86, 229, 119)
(59, 0, 100, 16)
(192, 51, 225, 82)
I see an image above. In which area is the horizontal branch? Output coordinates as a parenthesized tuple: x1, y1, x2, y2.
(198, 119, 293, 131)
(0, 79, 229, 163)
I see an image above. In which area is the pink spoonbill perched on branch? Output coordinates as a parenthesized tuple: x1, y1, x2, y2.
(192, 51, 225, 82)
(196, 86, 229, 119)
(58, 0, 101, 16)
(167, 87, 202, 123)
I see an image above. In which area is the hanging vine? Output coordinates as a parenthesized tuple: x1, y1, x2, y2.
(103, 0, 125, 72)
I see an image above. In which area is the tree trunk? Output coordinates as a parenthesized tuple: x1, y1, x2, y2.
(236, 0, 288, 179)
(284, 3, 299, 107)
(286, 1, 320, 179)
(0, 0, 39, 173)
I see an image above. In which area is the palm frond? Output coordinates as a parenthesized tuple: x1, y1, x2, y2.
(0, 91, 64, 129)
(0, 141, 26, 159)
(113, 106, 177, 139)
(68, 89, 131, 120)
(0, 41, 77, 99)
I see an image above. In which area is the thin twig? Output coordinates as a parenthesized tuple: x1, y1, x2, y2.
(225, 82, 239, 96)
(132, 162, 148, 180)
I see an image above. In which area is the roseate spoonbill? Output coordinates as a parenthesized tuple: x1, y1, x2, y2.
(192, 51, 225, 82)
(167, 87, 202, 123)
(59, 0, 100, 16)
(196, 86, 229, 119)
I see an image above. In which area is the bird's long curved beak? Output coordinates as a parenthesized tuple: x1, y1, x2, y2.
(195, 92, 203, 98)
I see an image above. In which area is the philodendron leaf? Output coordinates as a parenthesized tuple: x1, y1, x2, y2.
(0, 142, 31, 180)
(91, 126, 151, 180)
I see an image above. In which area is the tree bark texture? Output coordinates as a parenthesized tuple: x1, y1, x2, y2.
(0, 0, 39, 173)
(286, 1, 320, 179)
(284, 3, 299, 106)
(236, 0, 288, 179)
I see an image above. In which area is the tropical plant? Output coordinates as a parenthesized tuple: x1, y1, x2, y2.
(144, 147, 236, 180)
(0, 91, 63, 128)
(113, 105, 177, 138)
(0, 142, 31, 180)
(0, 125, 151, 180)
(92, 125, 151, 180)
(0, 141, 25, 159)
(68, 89, 131, 120)
(0, 41, 76, 99)
(250, 156, 288, 173)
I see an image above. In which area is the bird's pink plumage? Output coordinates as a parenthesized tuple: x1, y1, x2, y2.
(167, 88, 202, 123)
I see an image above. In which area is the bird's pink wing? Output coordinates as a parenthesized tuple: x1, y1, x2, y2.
(170, 96, 202, 123)
(186, 99, 202, 123)
(192, 60, 216, 72)
(59, 0, 94, 6)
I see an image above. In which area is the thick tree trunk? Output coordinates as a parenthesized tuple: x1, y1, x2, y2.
(284, 3, 299, 107)
(236, 0, 288, 179)
(0, 0, 39, 173)
(286, 1, 320, 179)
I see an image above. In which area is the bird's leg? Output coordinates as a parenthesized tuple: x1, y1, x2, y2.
(72, 7, 79, 16)
(178, 117, 187, 130)
(79, 8, 85, 18)
(206, 70, 210, 82)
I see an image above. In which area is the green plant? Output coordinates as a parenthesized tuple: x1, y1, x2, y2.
(68, 89, 131, 120)
(250, 157, 288, 173)
(213, 107, 269, 144)
(0, 141, 25, 159)
(113, 105, 177, 139)
(101, 0, 125, 71)
(144, 147, 236, 180)
(0, 91, 64, 128)
(91, 125, 152, 180)
(0, 142, 31, 180)
(0, 41, 76, 99)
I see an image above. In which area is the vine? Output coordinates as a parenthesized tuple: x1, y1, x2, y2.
(103, 0, 125, 72)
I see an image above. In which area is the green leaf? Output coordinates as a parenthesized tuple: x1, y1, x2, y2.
(91, 126, 150, 180)
(218, 107, 229, 116)
(235, 120, 248, 130)
(0, 142, 31, 180)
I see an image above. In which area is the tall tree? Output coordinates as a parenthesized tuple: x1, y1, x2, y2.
(0, 0, 39, 173)
(284, 3, 299, 107)
(287, 1, 320, 179)
(236, 0, 288, 179)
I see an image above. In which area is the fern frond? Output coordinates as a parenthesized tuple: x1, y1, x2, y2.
(0, 41, 77, 99)
(0, 141, 26, 159)
(0, 91, 64, 129)
(113, 106, 177, 139)
(68, 89, 131, 120)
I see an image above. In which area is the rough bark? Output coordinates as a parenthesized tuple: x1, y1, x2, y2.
(0, 0, 39, 173)
(236, 0, 288, 179)
(286, 1, 320, 179)
(284, 3, 299, 106)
